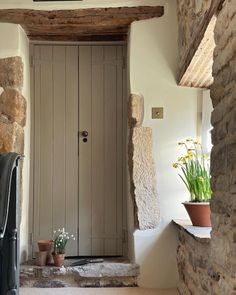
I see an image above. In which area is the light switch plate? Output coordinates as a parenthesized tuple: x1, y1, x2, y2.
(152, 107, 164, 119)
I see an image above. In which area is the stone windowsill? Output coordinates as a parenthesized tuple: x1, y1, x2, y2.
(172, 219, 212, 243)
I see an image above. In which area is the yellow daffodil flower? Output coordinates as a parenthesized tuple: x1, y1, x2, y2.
(180, 157, 187, 164)
(187, 152, 193, 158)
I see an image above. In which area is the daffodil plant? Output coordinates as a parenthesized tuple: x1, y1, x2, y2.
(173, 139, 212, 202)
(53, 228, 76, 255)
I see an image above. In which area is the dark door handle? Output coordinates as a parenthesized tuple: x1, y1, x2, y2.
(81, 131, 88, 137)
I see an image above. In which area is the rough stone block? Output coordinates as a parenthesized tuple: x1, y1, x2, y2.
(0, 56, 23, 89)
(130, 127, 160, 230)
(0, 89, 26, 126)
(128, 94, 144, 127)
(0, 120, 24, 154)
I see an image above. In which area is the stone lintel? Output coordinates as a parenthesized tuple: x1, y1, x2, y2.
(179, 16, 216, 89)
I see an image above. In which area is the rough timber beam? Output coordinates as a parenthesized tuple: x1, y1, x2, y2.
(0, 6, 164, 41)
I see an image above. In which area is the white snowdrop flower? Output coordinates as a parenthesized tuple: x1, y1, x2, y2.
(62, 228, 65, 232)
(53, 230, 56, 234)
(71, 235, 74, 238)
(73, 237, 76, 241)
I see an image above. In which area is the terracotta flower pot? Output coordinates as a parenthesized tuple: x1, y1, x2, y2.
(46, 252, 54, 265)
(35, 251, 47, 266)
(38, 240, 53, 252)
(53, 254, 65, 267)
(183, 202, 211, 227)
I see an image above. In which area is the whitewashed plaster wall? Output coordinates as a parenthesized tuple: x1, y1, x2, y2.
(18, 26, 30, 262)
(128, 0, 202, 288)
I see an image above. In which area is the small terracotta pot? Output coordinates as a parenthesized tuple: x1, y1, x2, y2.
(183, 202, 211, 227)
(35, 251, 47, 266)
(53, 254, 65, 267)
(38, 240, 53, 252)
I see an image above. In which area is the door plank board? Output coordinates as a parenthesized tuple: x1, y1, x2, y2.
(91, 46, 105, 256)
(65, 46, 79, 255)
(116, 46, 124, 255)
(33, 45, 41, 245)
(39, 46, 54, 239)
(104, 46, 118, 255)
(79, 46, 93, 255)
(52, 46, 66, 232)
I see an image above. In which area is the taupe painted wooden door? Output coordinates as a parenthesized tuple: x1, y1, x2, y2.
(33, 45, 79, 256)
(33, 45, 125, 257)
(79, 46, 125, 256)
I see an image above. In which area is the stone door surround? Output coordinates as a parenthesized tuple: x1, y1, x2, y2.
(0, 57, 25, 155)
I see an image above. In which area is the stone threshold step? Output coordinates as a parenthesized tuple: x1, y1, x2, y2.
(20, 259, 140, 288)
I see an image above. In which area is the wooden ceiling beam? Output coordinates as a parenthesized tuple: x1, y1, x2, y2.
(0, 6, 164, 41)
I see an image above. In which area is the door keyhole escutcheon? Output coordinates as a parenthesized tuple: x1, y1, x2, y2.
(81, 131, 88, 143)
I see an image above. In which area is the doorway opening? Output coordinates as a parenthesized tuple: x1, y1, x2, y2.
(30, 43, 128, 258)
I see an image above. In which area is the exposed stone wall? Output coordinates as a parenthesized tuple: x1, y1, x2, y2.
(176, 226, 234, 295)
(128, 94, 160, 230)
(0, 56, 25, 155)
(177, 1, 236, 294)
(177, 229, 212, 294)
(210, 0, 236, 293)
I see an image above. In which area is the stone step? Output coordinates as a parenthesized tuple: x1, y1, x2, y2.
(20, 259, 140, 288)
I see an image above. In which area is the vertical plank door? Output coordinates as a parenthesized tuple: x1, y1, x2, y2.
(79, 45, 125, 256)
(33, 46, 78, 256)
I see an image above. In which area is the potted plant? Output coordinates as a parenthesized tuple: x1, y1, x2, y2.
(173, 139, 212, 227)
(52, 228, 75, 267)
